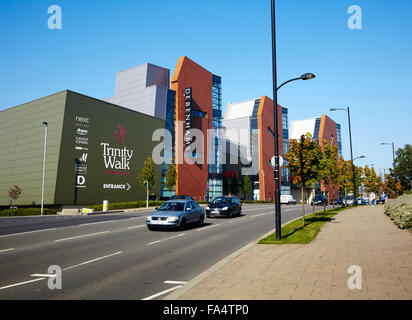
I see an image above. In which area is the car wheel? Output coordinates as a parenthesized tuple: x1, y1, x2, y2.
(228, 210, 233, 218)
(198, 215, 205, 227)
(179, 218, 186, 231)
(147, 226, 154, 231)
(238, 208, 242, 216)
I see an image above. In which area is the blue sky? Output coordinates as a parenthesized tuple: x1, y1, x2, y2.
(1, 0, 411, 174)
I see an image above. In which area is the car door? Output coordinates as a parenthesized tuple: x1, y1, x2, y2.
(184, 202, 194, 223)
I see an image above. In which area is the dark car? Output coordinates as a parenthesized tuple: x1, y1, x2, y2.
(311, 195, 328, 206)
(206, 197, 242, 218)
(171, 195, 193, 201)
(146, 200, 204, 230)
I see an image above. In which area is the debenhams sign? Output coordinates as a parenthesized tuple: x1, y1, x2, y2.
(184, 87, 192, 152)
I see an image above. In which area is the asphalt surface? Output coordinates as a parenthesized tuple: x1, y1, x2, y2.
(0, 204, 334, 300)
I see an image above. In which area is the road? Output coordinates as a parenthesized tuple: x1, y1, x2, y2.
(0, 204, 333, 300)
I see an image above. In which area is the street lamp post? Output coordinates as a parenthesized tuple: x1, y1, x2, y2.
(277, 73, 316, 91)
(381, 142, 396, 196)
(271, 1, 316, 240)
(271, 0, 282, 241)
(144, 181, 149, 208)
(41, 122, 48, 216)
(330, 107, 358, 205)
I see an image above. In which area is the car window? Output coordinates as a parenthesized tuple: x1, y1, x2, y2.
(185, 202, 193, 210)
(158, 202, 185, 211)
(212, 198, 229, 204)
(191, 201, 198, 208)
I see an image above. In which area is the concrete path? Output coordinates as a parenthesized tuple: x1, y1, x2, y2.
(166, 205, 412, 300)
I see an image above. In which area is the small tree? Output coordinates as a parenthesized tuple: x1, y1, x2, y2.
(231, 175, 240, 195)
(164, 163, 177, 195)
(286, 134, 322, 226)
(242, 175, 252, 200)
(137, 157, 156, 198)
(8, 185, 22, 209)
(318, 140, 339, 212)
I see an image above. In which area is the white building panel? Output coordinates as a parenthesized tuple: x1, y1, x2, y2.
(289, 118, 316, 140)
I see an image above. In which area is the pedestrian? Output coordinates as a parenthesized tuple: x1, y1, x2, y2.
(381, 192, 387, 205)
(370, 192, 376, 206)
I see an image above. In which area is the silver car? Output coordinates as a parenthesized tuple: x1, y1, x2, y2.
(146, 200, 205, 231)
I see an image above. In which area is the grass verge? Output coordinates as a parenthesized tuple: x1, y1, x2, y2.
(0, 208, 57, 217)
(259, 206, 349, 244)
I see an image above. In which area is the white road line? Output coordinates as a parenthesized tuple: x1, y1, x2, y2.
(164, 281, 188, 285)
(0, 278, 45, 291)
(0, 228, 57, 238)
(0, 248, 14, 253)
(128, 225, 145, 230)
(62, 252, 123, 271)
(142, 285, 183, 300)
(54, 231, 109, 242)
(146, 233, 185, 246)
(250, 214, 266, 218)
(78, 220, 116, 227)
(197, 224, 221, 231)
(30, 274, 56, 278)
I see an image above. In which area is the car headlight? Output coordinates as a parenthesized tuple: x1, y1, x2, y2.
(167, 216, 179, 222)
(146, 216, 152, 221)
(222, 207, 229, 210)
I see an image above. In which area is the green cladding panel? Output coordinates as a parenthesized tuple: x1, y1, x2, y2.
(54, 91, 164, 205)
(0, 92, 67, 206)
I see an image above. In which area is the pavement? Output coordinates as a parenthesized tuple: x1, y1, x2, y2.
(165, 205, 412, 300)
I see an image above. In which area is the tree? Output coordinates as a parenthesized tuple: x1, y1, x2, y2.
(242, 175, 252, 200)
(285, 133, 322, 226)
(318, 140, 339, 211)
(231, 175, 240, 195)
(391, 144, 412, 194)
(8, 185, 22, 208)
(164, 163, 177, 194)
(364, 165, 381, 195)
(382, 174, 397, 198)
(137, 156, 156, 193)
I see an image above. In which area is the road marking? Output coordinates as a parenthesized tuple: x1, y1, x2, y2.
(250, 213, 266, 218)
(128, 225, 145, 230)
(197, 224, 221, 231)
(62, 252, 123, 271)
(0, 278, 45, 291)
(146, 234, 185, 246)
(54, 231, 109, 242)
(0, 248, 14, 253)
(0, 228, 57, 238)
(30, 274, 57, 278)
(142, 285, 183, 300)
(78, 220, 117, 226)
(164, 281, 187, 285)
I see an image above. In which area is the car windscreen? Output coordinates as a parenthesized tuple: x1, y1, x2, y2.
(212, 198, 229, 204)
(345, 196, 354, 200)
(157, 202, 185, 211)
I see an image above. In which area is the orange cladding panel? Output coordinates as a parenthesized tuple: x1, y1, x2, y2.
(257, 96, 283, 201)
(171, 57, 213, 200)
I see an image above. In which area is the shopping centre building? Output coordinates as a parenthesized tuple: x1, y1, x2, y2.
(0, 56, 294, 207)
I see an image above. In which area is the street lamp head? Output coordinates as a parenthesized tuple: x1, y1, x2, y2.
(42, 122, 48, 126)
(329, 108, 337, 112)
(301, 73, 316, 80)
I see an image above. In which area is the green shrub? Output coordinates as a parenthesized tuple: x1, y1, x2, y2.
(384, 194, 412, 229)
(0, 208, 57, 217)
(88, 200, 165, 211)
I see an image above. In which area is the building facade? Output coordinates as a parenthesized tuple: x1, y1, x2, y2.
(223, 97, 287, 201)
(0, 90, 164, 207)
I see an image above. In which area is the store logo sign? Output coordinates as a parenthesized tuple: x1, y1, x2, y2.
(100, 125, 134, 170)
(76, 137, 88, 145)
(184, 88, 192, 151)
(77, 128, 88, 136)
